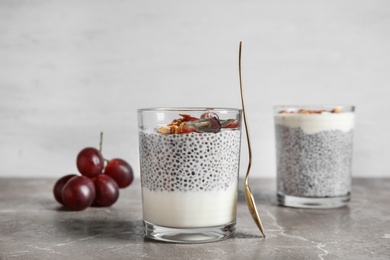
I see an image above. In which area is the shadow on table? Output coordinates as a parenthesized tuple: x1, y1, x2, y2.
(234, 231, 264, 239)
(53, 216, 263, 244)
(53, 214, 145, 243)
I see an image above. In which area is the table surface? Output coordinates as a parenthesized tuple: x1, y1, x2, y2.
(1, 178, 389, 260)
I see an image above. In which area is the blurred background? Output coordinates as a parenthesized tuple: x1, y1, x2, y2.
(1, 0, 389, 178)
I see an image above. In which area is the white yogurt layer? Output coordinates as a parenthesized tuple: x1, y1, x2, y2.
(274, 112, 355, 134)
(142, 184, 237, 228)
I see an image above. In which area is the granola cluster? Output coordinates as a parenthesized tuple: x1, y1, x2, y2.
(158, 114, 197, 135)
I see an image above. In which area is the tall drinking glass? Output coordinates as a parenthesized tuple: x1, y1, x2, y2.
(138, 108, 242, 243)
(274, 105, 355, 208)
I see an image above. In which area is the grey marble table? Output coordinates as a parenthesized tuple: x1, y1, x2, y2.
(0, 178, 389, 260)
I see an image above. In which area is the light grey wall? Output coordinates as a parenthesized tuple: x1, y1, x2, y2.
(1, 0, 389, 178)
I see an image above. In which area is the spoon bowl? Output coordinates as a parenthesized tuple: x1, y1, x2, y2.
(244, 180, 266, 236)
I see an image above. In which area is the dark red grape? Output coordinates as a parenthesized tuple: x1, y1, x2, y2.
(92, 175, 119, 207)
(104, 159, 134, 188)
(53, 174, 77, 205)
(62, 176, 96, 211)
(200, 111, 219, 120)
(76, 147, 104, 178)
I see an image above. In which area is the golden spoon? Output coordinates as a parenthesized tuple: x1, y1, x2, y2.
(238, 41, 266, 237)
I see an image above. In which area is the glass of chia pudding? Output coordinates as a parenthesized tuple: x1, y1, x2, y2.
(137, 108, 242, 243)
(274, 105, 355, 209)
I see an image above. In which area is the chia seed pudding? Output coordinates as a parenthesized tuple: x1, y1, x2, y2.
(274, 106, 355, 208)
(138, 110, 242, 228)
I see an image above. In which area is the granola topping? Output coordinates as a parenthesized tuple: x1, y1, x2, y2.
(279, 107, 343, 114)
(157, 113, 239, 135)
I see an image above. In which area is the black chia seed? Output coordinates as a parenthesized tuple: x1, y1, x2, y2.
(139, 130, 241, 192)
(275, 125, 353, 197)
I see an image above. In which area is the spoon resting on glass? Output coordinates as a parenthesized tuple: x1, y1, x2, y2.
(238, 41, 266, 237)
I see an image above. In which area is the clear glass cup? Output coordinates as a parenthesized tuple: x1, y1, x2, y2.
(137, 107, 242, 243)
(274, 105, 355, 208)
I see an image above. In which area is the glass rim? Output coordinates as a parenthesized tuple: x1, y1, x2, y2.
(274, 105, 355, 112)
(137, 107, 242, 113)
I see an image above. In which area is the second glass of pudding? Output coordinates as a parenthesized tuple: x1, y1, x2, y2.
(138, 108, 242, 243)
(274, 105, 355, 209)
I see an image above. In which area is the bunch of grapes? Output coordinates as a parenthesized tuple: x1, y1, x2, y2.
(53, 134, 134, 211)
